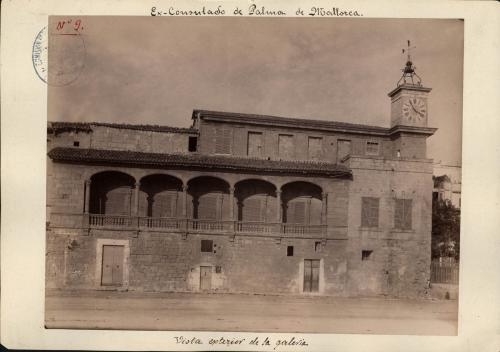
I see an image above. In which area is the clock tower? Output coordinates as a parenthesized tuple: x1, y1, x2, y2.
(388, 40, 431, 128)
(387, 41, 436, 160)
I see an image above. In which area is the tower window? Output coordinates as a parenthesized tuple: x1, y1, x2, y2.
(188, 136, 197, 152)
(73, 141, 80, 147)
(287, 246, 294, 256)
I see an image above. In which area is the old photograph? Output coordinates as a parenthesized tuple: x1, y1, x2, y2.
(44, 16, 463, 335)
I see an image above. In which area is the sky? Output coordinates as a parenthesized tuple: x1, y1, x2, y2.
(48, 17, 463, 165)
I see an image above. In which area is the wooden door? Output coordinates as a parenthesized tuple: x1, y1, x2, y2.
(200, 266, 212, 290)
(303, 259, 320, 292)
(101, 245, 124, 286)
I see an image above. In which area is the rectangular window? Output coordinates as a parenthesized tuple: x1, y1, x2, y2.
(366, 141, 380, 155)
(362, 250, 373, 261)
(287, 246, 294, 256)
(188, 136, 198, 152)
(201, 240, 213, 253)
(394, 199, 412, 230)
(308, 137, 322, 160)
(215, 125, 232, 154)
(314, 241, 322, 252)
(73, 141, 80, 147)
(337, 139, 351, 162)
(361, 197, 379, 228)
(278, 134, 294, 159)
(247, 131, 263, 157)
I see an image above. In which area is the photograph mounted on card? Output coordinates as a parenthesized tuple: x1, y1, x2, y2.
(44, 16, 463, 335)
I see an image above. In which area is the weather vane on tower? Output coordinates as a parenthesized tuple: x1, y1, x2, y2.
(397, 40, 423, 86)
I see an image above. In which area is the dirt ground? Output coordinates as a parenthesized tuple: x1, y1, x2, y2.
(45, 290, 458, 335)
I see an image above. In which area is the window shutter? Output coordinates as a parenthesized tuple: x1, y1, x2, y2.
(198, 195, 218, 219)
(308, 137, 322, 160)
(215, 126, 232, 154)
(243, 198, 262, 222)
(394, 198, 412, 229)
(292, 201, 306, 224)
(403, 199, 412, 229)
(106, 187, 132, 215)
(362, 197, 379, 227)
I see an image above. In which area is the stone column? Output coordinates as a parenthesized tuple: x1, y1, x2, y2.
(276, 190, 282, 222)
(133, 182, 140, 216)
(84, 179, 91, 213)
(321, 192, 328, 225)
(182, 185, 188, 218)
(83, 179, 91, 230)
(229, 187, 235, 220)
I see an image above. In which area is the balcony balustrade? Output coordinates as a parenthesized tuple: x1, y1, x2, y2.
(80, 214, 328, 237)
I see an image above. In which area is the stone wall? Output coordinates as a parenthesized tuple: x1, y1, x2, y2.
(345, 156, 433, 298)
(46, 229, 349, 296)
(48, 125, 195, 154)
(197, 120, 393, 163)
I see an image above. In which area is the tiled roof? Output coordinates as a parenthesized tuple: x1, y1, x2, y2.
(193, 109, 390, 135)
(48, 147, 352, 178)
(47, 121, 197, 134)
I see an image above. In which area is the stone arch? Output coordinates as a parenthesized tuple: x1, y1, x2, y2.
(187, 176, 230, 220)
(234, 179, 277, 222)
(139, 174, 183, 218)
(89, 171, 136, 215)
(281, 181, 323, 225)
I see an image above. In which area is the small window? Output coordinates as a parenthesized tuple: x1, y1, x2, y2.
(394, 199, 412, 230)
(73, 141, 80, 147)
(215, 266, 222, 273)
(314, 241, 322, 252)
(361, 197, 379, 228)
(366, 141, 379, 155)
(362, 250, 373, 261)
(287, 246, 294, 256)
(188, 136, 197, 152)
(201, 240, 213, 253)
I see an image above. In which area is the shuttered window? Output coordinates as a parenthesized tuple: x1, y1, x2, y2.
(361, 197, 379, 228)
(215, 126, 232, 154)
(308, 137, 322, 160)
(247, 132, 263, 157)
(289, 201, 306, 224)
(337, 139, 351, 162)
(278, 134, 294, 159)
(394, 199, 412, 230)
(152, 192, 177, 218)
(198, 195, 219, 220)
(243, 197, 262, 222)
(106, 187, 132, 215)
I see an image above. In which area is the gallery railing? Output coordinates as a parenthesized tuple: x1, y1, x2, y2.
(52, 213, 327, 236)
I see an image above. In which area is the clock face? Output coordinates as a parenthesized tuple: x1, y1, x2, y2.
(402, 97, 426, 122)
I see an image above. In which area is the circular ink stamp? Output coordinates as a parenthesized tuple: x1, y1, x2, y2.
(32, 26, 86, 86)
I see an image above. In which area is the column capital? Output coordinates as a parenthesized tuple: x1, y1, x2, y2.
(276, 190, 282, 196)
(229, 187, 235, 194)
(85, 179, 92, 186)
(134, 181, 141, 187)
(182, 184, 188, 192)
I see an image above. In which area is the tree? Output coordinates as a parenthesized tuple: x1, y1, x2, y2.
(431, 198, 461, 260)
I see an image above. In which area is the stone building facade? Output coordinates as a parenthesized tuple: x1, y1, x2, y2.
(46, 82, 436, 298)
